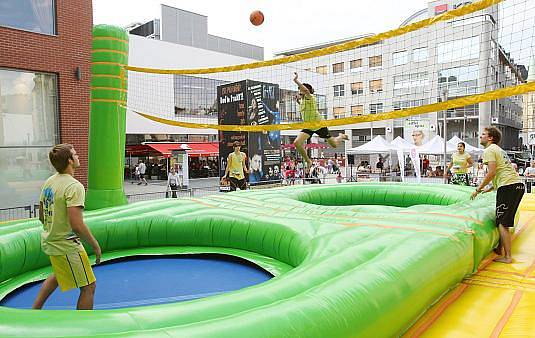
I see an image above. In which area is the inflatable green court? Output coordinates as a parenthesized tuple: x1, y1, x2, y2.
(0, 183, 498, 337)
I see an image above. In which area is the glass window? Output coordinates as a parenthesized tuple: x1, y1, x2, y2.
(316, 95, 328, 119)
(333, 85, 345, 97)
(438, 65, 479, 97)
(451, 15, 487, 27)
(393, 99, 429, 110)
(332, 62, 344, 74)
(369, 103, 383, 114)
(393, 72, 428, 96)
(0, 68, 58, 146)
(350, 59, 363, 72)
(437, 36, 480, 63)
(174, 75, 225, 117)
(351, 105, 364, 116)
(316, 65, 328, 75)
(369, 79, 383, 93)
(392, 51, 408, 66)
(333, 107, 346, 119)
(446, 104, 479, 118)
(0, 68, 59, 209)
(413, 47, 428, 62)
(351, 82, 364, 95)
(0, 0, 56, 35)
(369, 55, 382, 68)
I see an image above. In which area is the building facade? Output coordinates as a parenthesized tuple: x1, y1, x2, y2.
(0, 0, 92, 209)
(126, 5, 308, 145)
(275, 0, 525, 153)
(129, 2, 525, 157)
(128, 5, 263, 61)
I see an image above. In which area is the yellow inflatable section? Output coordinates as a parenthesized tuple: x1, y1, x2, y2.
(403, 194, 535, 337)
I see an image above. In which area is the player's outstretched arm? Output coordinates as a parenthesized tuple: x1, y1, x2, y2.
(293, 72, 311, 96)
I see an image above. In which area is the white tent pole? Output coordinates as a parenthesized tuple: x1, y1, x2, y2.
(442, 89, 448, 184)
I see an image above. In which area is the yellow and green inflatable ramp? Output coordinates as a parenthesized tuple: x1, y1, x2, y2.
(0, 183, 498, 337)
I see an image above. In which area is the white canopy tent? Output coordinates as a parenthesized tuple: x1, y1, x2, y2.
(390, 136, 415, 151)
(417, 135, 456, 154)
(447, 136, 484, 154)
(347, 135, 395, 154)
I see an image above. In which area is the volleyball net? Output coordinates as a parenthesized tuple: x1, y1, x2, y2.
(124, 0, 535, 134)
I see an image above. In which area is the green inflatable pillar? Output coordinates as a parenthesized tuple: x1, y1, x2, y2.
(85, 25, 129, 210)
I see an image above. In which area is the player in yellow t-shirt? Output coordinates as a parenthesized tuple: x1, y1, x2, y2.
(445, 142, 473, 185)
(33, 144, 102, 310)
(222, 141, 249, 191)
(471, 127, 524, 264)
(292, 73, 349, 168)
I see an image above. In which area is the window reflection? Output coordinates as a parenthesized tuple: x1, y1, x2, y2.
(0, 69, 58, 146)
(174, 75, 224, 117)
(0, 68, 58, 209)
(438, 65, 479, 97)
(0, 0, 55, 35)
(437, 36, 480, 63)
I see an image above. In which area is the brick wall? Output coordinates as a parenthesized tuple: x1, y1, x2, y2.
(0, 0, 93, 186)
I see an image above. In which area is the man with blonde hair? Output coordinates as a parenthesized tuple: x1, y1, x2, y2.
(33, 144, 101, 309)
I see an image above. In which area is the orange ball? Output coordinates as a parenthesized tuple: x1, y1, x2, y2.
(250, 10, 264, 26)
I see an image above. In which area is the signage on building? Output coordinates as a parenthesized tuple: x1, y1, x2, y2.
(434, 1, 472, 15)
(434, 4, 448, 15)
(217, 80, 281, 191)
(528, 132, 535, 145)
(404, 118, 431, 147)
(217, 81, 248, 192)
(453, 1, 473, 10)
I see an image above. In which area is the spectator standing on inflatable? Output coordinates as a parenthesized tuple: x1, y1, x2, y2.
(471, 127, 524, 264)
(33, 144, 101, 310)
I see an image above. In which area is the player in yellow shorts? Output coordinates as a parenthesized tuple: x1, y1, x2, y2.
(33, 144, 102, 310)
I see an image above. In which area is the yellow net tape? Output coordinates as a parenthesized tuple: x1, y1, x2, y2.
(132, 81, 535, 132)
(125, 0, 504, 75)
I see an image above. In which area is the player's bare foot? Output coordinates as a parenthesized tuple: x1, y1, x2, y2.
(493, 256, 512, 264)
(340, 133, 349, 141)
(493, 247, 503, 255)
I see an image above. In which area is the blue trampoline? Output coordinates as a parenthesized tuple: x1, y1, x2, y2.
(0, 255, 272, 310)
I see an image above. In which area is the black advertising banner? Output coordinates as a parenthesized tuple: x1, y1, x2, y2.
(246, 81, 281, 185)
(218, 79, 281, 190)
(218, 81, 247, 191)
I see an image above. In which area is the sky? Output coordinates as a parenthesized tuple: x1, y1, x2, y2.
(92, 0, 429, 58)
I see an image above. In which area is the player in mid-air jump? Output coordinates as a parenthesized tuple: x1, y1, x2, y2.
(293, 72, 349, 168)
